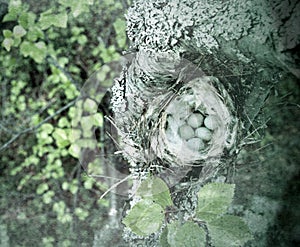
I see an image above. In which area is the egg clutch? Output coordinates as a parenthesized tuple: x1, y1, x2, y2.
(151, 76, 238, 166)
(168, 111, 218, 152)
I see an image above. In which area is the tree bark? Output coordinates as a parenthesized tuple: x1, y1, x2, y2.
(109, 0, 300, 246)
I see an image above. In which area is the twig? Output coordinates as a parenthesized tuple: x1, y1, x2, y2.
(0, 98, 79, 152)
(99, 174, 132, 200)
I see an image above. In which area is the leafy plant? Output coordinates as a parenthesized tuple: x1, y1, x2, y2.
(123, 179, 252, 247)
(0, 0, 129, 245)
(123, 177, 173, 236)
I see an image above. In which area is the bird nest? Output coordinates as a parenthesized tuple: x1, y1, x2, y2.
(147, 76, 238, 168)
(111, 52, 239, 183)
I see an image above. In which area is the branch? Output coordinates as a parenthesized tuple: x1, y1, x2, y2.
(0, 98, 79, 152)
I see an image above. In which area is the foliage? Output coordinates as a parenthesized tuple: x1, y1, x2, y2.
(123, 199, 165, 236)
(123, 177, 173, 236)
(123, 178, 252, 246)
(166, 221, 206, 247)
(0, 0, 129, 245)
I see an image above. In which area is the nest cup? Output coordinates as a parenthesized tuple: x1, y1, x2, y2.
(151, 76, 238, 167)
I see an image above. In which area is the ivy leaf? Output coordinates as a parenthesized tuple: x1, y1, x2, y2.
(38, 9, 54, 30)
(68, 143, 80, 158)
(51, 12, 68, 28)
(2, 0, 22, 22)
(122, 199, 164, 236)
(58, 117, 70, 128)
(3, 30, 13, 38)
(113, 18, 127, 48)
(40, 123, 54, 134)
(52, 128, 69, 148)
(20, 41, 47, 63)
(137, 177, 173, 208)
(74, 207, 89, 220)
(196, 183, 235, 222)
(2, 38, 14, 51)
(36, 183, 49, 195)
(43, 190, 54, 204)
(18, 11, 36, 29)
(81, 115, 94, 132)
(167, 221, 206, 247)
(93, 113, 103, 127)
(207, 215, 253, 247)
(39, 10, 68, 30)
(13, 25, 27, 38)
(83, 98, 98, 113)
(27, 26, 44, 42)
(68, 129, 81, 143)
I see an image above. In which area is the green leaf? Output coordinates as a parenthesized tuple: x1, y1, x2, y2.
(3, 12, 17, 22)
(41, 123, 54, 134)
(62, 181, 69, 190)
(3, 0, 22, 22)
(38, 9, 53, 30)
(68, 143, 81, 158)
(123, 199, 164, 236)
(43, 190, 54, 204)
(18, 11, 36, 29)
(69, 183, 78, 194)
(2, 38, 14, 51)
(13, 36, 21, 46)
(20, 41, 47, 63)
(13, 25, 27, 38)
(113, 18, 127, 48)
(68, 129, 81, 143)
(27, 26, 43, 42)
(37, 183, 49, 195)
(160, 227, 171, 247)
(58, 117, 70, 128)
(75, 207, 89, 220)
(3, 30, 13, 38)
(80, 116, 94, 138)
(39, 10, 68, 30)
(83, 98, 98, 113)
(93, 113, 103, 127)
(52, 12, 68, 28)
(167, 221, 206, 247)
(83, 177, 94, 190)
(196, 183, 235, 222)
(207, 215, 253, 247)
(52, 128, 69, 148)
(53, 201, 66, 215)
(71, 26, 84, 36)
(96, 64, 111, 81)
(137, 177, 173, 208)
(77, 34, 87, 45)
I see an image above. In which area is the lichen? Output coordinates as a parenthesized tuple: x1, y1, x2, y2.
(126, 0, 300, 74)
(126, 0, 272, 54)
